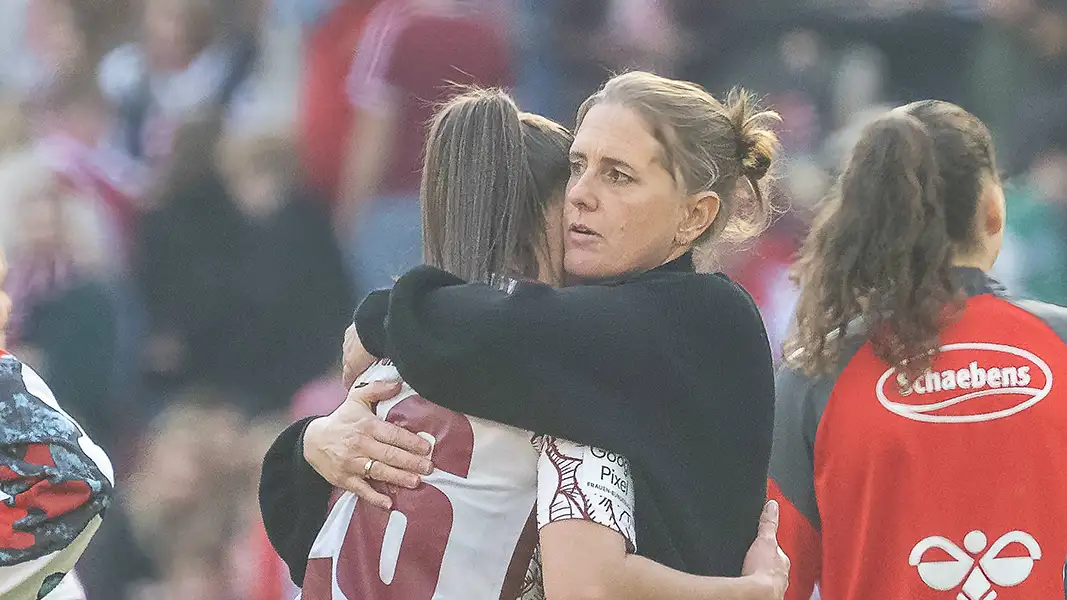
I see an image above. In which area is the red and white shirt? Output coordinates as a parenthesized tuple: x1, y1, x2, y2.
(770, 269, 1067, 600)
(301, 360, 636, 600)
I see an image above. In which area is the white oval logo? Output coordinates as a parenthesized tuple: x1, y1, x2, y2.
(876, 343, 1053, 424)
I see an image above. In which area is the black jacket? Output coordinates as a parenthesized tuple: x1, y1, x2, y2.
(259, 253, 776, 583)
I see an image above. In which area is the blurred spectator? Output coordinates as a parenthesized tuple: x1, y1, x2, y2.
(968, 0, 1067, 174)
(215, 126, 353, 412)
(125, 396, 251, 600)
(231, 417, 298, 600)
(724, 215, 807, 363)
(134, 111, 247, 408)
(19, 0, 130, 98)
(337, 0, 512, 294)
(34, 72, 147, 266)
(0, 153, 123, 455)
(993, 148, 1067, 302)
(99, 0, 257, 165)
(137, 113, 351, 415)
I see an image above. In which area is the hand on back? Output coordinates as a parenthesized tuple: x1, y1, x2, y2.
(303, 380, 434, 510)
(742, 501, 791, 599)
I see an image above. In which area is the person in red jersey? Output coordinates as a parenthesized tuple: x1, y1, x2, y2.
(769, 100, 1067, 600)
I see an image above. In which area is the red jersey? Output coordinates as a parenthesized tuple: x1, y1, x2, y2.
(770, 267, 1067, 600)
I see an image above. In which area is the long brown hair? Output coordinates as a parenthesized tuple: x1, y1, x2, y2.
(786, 101, 998, 379)
(421, 89, 572, 283)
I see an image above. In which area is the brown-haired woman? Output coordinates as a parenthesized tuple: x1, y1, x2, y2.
(263, 83, 790, 599)
(770, 100, 1067, 600)
(318, 71, 787, 587)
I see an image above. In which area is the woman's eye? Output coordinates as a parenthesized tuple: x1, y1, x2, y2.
(569, 160, 584, 175)
(607, 169, 633, 185)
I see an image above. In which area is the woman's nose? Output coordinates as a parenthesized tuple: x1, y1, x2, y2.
(567, 172, 599, 212)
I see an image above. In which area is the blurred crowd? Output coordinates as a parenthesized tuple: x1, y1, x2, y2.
(0, 0, 1063, 598)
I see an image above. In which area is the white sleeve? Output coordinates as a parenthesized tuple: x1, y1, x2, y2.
(534, 436, 637, 552)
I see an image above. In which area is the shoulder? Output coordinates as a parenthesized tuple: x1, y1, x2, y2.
(676, 271, 767, 331)
(1001, 297, 1067, 345)
(0, 353, 114, 479)
(0, 352, 70, 427)
(776, 328, 868, 409)
(637, 269, 756, 303)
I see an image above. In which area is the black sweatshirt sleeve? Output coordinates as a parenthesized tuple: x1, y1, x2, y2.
(258, 416, 333, 586)
(355, 264, 751, 457)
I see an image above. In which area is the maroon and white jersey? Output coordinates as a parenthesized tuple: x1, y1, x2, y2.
(301, 360, 636, 600)
(534, 437, 636, 552)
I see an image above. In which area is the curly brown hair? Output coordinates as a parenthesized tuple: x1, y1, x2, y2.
(785, 100, 998, 380)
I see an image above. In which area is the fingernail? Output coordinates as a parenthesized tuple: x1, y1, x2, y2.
(766, 500, 779, 516)
(422, 462, 434, 475)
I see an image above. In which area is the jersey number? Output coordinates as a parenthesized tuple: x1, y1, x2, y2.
(303, 394, 475, 599)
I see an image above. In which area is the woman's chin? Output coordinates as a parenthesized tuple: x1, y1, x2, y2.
(564, 253, 618, 282)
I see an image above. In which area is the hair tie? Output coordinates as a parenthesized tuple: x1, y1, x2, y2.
(742, 141, 771, 180)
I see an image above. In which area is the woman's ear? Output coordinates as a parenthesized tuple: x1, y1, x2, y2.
(982, 183, 1005, 238)
(675, 191, 720, 247)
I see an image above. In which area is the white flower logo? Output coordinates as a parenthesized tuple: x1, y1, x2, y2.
(910, 531, 1041, 600)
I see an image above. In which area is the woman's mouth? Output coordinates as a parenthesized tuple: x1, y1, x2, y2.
(567, 223, 601, 248)
(568, 223, 600, 237)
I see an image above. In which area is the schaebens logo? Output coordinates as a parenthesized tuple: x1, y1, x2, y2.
(876, 343, 1053, 424)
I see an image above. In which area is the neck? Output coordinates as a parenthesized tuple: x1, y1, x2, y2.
(951, 235, 1002, 272)
(951, 250, 996, 273)
(663, 244, 693, 267)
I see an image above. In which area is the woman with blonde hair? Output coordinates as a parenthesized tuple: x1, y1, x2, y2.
(266, 72, 790, 597)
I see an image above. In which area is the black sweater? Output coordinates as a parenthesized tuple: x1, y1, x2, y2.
(259, 253, 776, 584)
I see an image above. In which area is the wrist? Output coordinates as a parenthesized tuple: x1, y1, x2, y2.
(302, 417, 326, 467)
(739, 573, 777, 600)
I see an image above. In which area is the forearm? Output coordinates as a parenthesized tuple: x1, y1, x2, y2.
(259, 417, 333, 585)
(613, 555, 774, 600)
(542, 520, 777, 600)
(361, 268, 657, 450)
